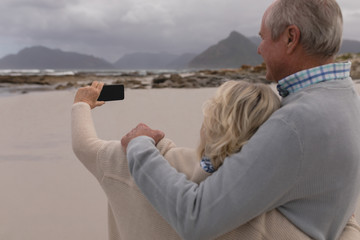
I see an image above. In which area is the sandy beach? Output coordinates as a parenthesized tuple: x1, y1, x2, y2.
(1, 85, 360, 239)
(0, 87, 216, 239)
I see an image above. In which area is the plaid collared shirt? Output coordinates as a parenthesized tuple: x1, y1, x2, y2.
(200, 156, 216, 173)
(277, 62, 352, 97)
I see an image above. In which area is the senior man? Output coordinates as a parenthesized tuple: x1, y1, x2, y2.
(122, 0, 360, 239)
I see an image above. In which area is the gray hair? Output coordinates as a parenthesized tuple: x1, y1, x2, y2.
(266, 0, 343, 58)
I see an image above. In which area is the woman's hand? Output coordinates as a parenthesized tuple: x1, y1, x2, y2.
(121, 123, 165, 151)
(74, 81, 105, 109)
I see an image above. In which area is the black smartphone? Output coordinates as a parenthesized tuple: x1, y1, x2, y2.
(97, 84, 125, 101)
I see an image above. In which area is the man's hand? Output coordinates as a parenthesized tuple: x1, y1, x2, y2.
(74, 81, 105, 109)
(121, 123, 165, 151)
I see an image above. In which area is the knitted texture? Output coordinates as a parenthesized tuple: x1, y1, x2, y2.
(72, 102, 360, 240)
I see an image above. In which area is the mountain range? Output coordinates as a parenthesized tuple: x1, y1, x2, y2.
(0, 31, 359, 70)
(189, 31, 263, 69)
(113, 52, 197, 70)
(248, 37, 360, 55)
(0, 46, 114, 70)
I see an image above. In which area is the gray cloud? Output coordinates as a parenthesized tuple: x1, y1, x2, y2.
(0, 0, 359, 62)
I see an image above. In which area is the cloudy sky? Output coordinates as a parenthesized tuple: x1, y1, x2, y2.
(1, 0, 359, 62)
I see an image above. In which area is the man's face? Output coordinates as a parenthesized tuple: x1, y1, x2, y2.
(257, 10, 288, 82)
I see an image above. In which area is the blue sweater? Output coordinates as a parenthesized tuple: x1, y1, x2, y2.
(127, 77, 360, 240)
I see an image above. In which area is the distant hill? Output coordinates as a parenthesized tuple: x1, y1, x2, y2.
(249, 36, 360, 55)
(166, 53, 198, 69)
(114, 52, 179, 70)
(188, 31, 263, 69)
(0, 46, 114, 69)
(339, 39, 360, 54)
(248, 36, 261, 47)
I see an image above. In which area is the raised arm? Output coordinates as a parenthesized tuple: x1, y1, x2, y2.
(71, 81, 106, 179)
(71, 102, 107, 179)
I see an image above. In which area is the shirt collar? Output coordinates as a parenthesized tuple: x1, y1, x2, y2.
(200, 156, 216, 173)
(277, 62, 352, 97)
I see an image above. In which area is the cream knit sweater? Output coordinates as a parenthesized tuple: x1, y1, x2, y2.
(71, 102, 360, 240)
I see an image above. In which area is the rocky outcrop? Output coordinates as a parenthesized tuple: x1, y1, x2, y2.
(152, 63, 268, 88)
(152, 73, 225, 88)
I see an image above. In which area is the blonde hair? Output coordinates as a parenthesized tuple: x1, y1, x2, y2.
(197, 80, 280, 170)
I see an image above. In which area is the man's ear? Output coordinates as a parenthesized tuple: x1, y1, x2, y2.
(286, 25, 301, 54)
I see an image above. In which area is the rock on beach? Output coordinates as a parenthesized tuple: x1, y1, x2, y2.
(1, 54, 360, 94)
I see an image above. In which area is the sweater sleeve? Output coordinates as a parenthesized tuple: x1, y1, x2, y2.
(71, 103, 193, 183)
(127, 118, 303, 240)
(71, 102, 107, 181)
(157, 138, 210, 183)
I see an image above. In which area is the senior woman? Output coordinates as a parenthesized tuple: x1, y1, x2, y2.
(72, 81, 359, 239)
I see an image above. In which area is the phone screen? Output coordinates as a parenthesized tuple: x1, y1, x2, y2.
(97, 85, 125, 101)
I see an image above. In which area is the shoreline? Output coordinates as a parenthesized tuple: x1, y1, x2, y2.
(0, 64, 273, 95)
(1, 54, 359, 95)
(1, 76, 359, 98)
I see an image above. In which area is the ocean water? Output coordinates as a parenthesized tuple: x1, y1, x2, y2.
(0, 68, 189, 76)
